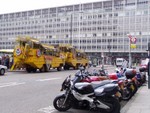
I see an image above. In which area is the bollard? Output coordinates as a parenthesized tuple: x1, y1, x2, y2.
(148, 76, 150, 89)
(148, 42, 150, 89)
(148, 61, 150, 89)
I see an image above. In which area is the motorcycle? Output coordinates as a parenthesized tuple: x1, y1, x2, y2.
(81, 67, 138, 101)
(108, 68, 138, 101)
(53, 67, 121, 113)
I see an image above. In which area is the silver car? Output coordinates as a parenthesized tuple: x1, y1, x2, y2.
(0, 65, 7, 75)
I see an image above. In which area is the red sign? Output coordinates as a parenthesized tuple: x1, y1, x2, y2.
(127, 34, 137, 43)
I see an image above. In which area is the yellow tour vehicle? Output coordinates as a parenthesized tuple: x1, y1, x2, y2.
(54, 44, 89, 70)
(11, 36, 65, 72)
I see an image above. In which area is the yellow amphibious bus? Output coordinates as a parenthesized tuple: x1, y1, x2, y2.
(11, 36, 65, 72)
(54, 44, 89, 70)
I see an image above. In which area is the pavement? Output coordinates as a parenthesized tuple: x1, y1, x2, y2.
(121, 82, 150, 113)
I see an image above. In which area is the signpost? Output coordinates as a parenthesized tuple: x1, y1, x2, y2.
(127, 34, 137, 68)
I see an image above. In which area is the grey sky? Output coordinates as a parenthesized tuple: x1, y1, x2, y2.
(0, 0, 105, 14)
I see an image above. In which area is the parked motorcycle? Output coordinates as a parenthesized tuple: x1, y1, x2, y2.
(81, 68, 137, 101)
(108, 68, 138, 101)
(136, 67, 147, 86)
(53, 67, 121, 113)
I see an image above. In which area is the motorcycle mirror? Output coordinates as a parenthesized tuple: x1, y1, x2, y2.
(79, 66, 85, 71)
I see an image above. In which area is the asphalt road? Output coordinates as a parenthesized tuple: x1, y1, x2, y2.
(0, 66, 126, 113)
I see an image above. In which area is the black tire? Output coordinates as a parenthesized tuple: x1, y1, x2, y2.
(121, 87, 133, 101)
(53, 95, 72, 111)
(98, 97, 121, 113)
(39, 65, 45, 72)
(26, 68, 31, 73)
(0, 69, 5, 75)
(57, 66, 62, 71)
(132, 82, 138, 95)
(32, 68, 37, 73)
(142, 75, 146, 83)
(64, 65, 69, 70)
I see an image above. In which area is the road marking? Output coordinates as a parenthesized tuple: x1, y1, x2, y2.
(36, 77, 61, 82)
(38, 106, 56, 113)
(0, 82, 25, 88)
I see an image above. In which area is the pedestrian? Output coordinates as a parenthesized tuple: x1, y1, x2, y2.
(9, 55, 13, 68)
(0, 56, 2, 65)
(5, 55, 10, 69)
(2, 55, 6, 65)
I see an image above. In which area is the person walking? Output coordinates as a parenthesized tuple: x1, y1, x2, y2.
(5, 55, 10, 69)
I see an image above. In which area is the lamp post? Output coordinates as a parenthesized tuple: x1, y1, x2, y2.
(70, 14, 73, 45)
(78, 3, 83, 50)
(127, 34, 132, 68)
(107, 39, 111, 65)
(101, 52, 104, 70)
(129, 41, 132, 68)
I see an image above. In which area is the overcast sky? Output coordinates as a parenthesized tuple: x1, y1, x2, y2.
(0, 0, 105, 14)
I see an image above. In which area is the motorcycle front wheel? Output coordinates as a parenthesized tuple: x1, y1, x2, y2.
(98, 96, 121, 113)
(53, 95, 72, 111)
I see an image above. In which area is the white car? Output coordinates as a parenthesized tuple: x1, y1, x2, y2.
(0, 65, 7, 75)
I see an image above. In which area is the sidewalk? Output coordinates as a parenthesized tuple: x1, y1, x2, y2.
(121, 83, 150, 113)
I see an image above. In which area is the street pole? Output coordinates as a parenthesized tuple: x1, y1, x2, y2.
(127, 34, 132, 68)
(79, 12, 81, 50)
(70, 14, 73, 45)
(101, 52, 104, 70)
(129, 40, 132, 68)
(108, 39, 111, 65)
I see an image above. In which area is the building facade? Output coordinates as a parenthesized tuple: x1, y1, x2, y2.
(0, 0, 150, 64)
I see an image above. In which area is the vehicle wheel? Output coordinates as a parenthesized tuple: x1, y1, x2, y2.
(121, 87, 132, 101)
(64, 65, 67, 70)
(57, 66, 62, 71)
(32, 68, 37, 73)
(132, 82, 138, 95)
(64, 65, 69, 70)
(142, 75, 146, 83)
(98, 97, 120, 113)
(26, 68, 31, 73)
(39, 65, 45, 72)
(53, 95, 72, 111)
(0, 69, 5, 75)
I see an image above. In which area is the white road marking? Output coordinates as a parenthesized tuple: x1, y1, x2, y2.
(36, 78, 61, 82)
(0, 82, 25, 88)
(38, 106, 56, 113)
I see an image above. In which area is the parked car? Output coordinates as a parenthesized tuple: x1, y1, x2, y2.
(0, 65, 7, 75)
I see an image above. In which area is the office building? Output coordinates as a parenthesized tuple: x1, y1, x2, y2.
(0, 0, 150, 64)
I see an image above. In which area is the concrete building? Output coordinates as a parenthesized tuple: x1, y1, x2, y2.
(0, 0, 150, 65)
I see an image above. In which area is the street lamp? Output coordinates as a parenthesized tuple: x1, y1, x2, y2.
(69, 11, 83, 48)
(70, 14, 73, 45)
(107, 39, 111, 65)
(127, 34, 132, 68)
(78, 12, 83, 50)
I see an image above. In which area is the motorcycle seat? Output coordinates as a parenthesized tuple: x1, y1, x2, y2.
(94, 83, 118, 96)
(91, 80, 111, 89)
